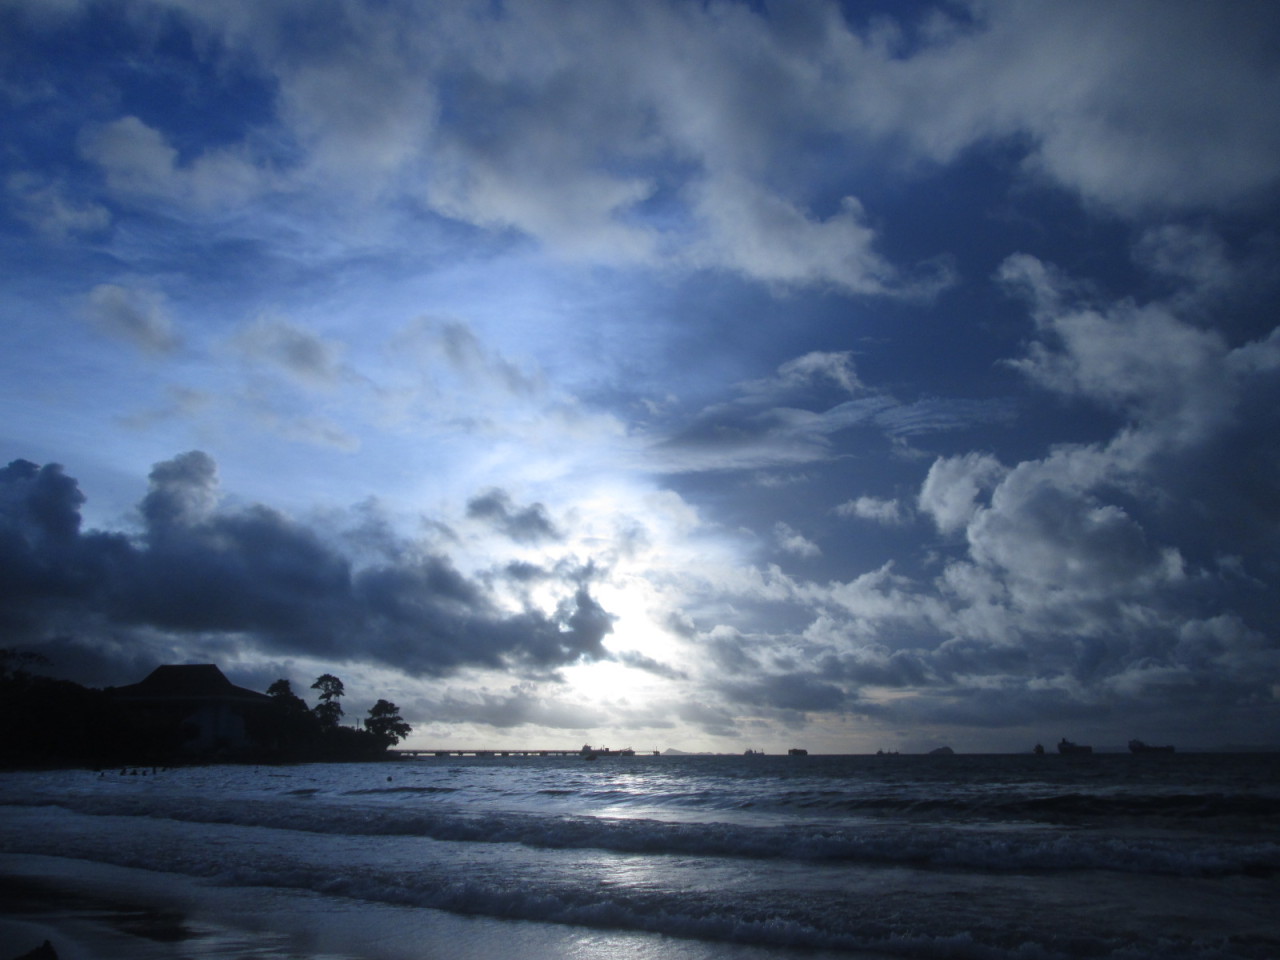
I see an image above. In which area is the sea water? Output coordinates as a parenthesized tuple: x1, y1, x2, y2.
(1, 752, 1278, 959)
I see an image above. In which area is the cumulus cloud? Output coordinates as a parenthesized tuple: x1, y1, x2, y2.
(774, 522, 820, 558)
(918, 452, 1005, 535)
(781, 253, 1280, 732)
(648, 238, 1280, 743)
(1, 452, 614, 686)
(141, 450, 220, 536)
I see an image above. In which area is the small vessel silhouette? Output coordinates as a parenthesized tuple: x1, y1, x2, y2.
(1128, 739, 1174, 754)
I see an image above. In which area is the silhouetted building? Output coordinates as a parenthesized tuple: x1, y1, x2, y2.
(112, 664, 271, 755)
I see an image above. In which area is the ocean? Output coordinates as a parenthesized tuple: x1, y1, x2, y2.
(1, 751, 1278, 960)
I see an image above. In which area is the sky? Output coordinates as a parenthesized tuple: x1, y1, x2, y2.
(3, 0, 1280, 753)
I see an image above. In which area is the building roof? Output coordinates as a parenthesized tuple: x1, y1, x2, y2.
(113, 664, 272, 704)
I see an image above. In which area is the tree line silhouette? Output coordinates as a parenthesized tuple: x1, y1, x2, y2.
(255, 673, 412, 761)
(0, 650, 411, 767)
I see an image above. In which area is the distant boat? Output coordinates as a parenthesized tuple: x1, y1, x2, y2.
(1057, 738, 1093, 755)
(743, 748, 764, 756)
(875, 748, 899, 756)
(580, 744, 634, 758)
(1033, 743, 1045, 755)
(788, 747, 808, 756)
(1128, 739, 1175, 754)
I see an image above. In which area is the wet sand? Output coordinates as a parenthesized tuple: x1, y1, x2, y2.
(3, 853, 803, 960)
(1, 867, 303, 960)
(1, 853, 513, 960)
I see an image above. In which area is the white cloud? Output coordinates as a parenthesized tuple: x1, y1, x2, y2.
(70, 0, 1276, 301)
(690, 178, 903, 295)
(918, 452, 1004, 535)
(836, 496, 905, 525)
(1001, 252, 1280, 453)
(852, 3, 1280, 213)
(775, 351, 862, 394)
(774, 522, 820, 558)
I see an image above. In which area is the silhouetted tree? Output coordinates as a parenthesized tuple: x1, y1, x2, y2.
(311, 673, 345, 729)
(254, 677, 319, 753)
(364, 699, 412, 747)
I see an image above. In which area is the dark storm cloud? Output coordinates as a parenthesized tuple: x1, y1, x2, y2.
(467, 488, 560, 544)
(1, 452, 612, 685)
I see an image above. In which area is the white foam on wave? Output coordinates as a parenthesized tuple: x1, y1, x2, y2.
(6, 784, 1277, 879)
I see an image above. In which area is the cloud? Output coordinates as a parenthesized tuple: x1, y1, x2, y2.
(1, 451, 614, 685)
(7, 173, 110, 240)
(141, 450, 219, 536)
(656, 348, 1009, 473)
(467, 489, 560, 544)
(234, 317, 348, 388)
(739, 351, 862, 400)
(719, 671, 848, 714)
(852, 3, 1280, 214)
(836, 496, 906, 525)
(78, 115, 267, 208)
(783, 251, 1280, 730)
(918, 452, 1005, 535)
(426, 685, 607, 731)
(395, 319, 545, 403)
(690, 177, 918, 296)
(615, 650, 688, 681)
(1132, 225, 1236, 291)
(774, 522, 820, 558)
(85, 284, 179, 355)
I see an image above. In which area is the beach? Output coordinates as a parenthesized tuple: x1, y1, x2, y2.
(2, 852, 825, 960)
(2, 754, 1278, 960)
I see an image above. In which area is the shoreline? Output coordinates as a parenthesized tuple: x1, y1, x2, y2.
(0, 853, 881, 960)
(1, 859, 300, 960)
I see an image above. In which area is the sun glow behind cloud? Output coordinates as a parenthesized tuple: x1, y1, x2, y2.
(3, 0, 1280, 752)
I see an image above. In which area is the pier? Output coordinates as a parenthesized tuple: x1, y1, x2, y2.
(393, 747, 655, 758)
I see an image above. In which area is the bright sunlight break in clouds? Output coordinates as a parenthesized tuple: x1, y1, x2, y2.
(3, 0, 1279, 753)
